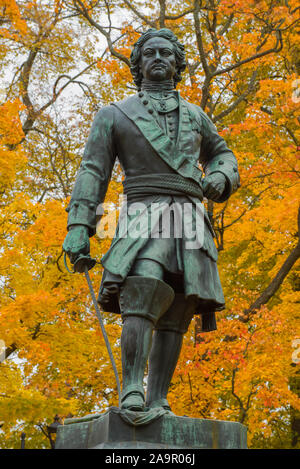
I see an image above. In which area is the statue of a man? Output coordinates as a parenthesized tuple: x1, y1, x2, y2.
(63, 28, 240, 413)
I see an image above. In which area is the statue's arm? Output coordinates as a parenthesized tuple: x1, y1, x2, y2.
(62, 106, 117, 267)
(198, 108, 240, 203)
(66, 106, 117, 237)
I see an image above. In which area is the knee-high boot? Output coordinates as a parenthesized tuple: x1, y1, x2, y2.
(146, 294, 196, 411)
(120, 316, 153, 411)
(119, 276, 174, 411)
(146, 330, 183, 410)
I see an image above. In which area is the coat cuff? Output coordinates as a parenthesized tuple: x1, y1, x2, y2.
(205, 154, 240, 202)
(66, 199, 97, 237)
(66, 162, 104, 236)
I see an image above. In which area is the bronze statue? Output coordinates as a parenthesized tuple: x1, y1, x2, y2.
(63, 28, 240, 413)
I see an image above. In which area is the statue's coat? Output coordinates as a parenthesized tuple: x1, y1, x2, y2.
(66, 91, 240, 330)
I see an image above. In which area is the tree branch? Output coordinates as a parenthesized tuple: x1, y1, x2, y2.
(165, 8, 195, 20)
(231, 367, 247, 423)
(4, 343, 17, 360)
(218, 13, 234, 37)
(212, 29, 283, 77)
(122, 0, 157, 28)
(193, 0, 213, 109)
(213, 70, 258, 122)
(73, 0, 130, 67)
(193, 0, 211, 79)
(241, 206, 300, 321)
(158, 0, 166, 28)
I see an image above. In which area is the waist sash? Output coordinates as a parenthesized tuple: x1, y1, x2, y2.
(123, 173, 203, 201)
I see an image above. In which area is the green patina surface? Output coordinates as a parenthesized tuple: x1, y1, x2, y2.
(61, 29, 243, 442)
(56, 408, 247, 449)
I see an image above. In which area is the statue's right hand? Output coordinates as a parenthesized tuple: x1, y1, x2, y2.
(62, 225, 90, 265)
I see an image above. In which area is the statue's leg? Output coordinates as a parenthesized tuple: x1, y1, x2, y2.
(119, 260, 174, 411)
(146, 294, 197, 411)
(120, 316, 153, 411)
(146, 329, 183, 411)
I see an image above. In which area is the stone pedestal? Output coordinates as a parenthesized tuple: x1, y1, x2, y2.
(55, 407, 247, 449)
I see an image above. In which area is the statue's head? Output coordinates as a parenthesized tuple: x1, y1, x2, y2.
(130, 28, 186, 90)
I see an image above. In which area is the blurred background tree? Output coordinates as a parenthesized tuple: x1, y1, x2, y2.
(0, 0, 299, 448)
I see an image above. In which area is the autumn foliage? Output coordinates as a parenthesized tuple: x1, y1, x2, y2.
(0, 0, 299, 449)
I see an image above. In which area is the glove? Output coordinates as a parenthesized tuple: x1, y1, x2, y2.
(63, 225, 90, 265)
(202, 172, 226, 201)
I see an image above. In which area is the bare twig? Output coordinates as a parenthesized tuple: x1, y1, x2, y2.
(212, 30, 283, 77)
(73, 0, 130, 66)
(213, 70, 258, 122)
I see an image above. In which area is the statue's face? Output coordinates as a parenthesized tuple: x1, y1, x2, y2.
(140, 36, 176, 82)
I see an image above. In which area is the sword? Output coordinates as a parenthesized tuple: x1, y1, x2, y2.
(64, 253, 121, 407)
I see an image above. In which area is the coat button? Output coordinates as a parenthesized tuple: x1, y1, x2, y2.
(89, 203, 95, 209)
(139, 92, 144, 98)
(142, 100, 148, 105)
(218, 160, 224, 165)
(74, 202, 79, 207)
(148, 108, 154, 114)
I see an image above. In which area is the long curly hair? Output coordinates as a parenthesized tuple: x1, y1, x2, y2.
(130, 28, 186, 90)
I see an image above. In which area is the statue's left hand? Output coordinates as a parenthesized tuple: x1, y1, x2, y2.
(202, 172, 226, 200)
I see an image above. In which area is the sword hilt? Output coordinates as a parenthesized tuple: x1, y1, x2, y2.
(73, 254, 96, 273)
(64, 252, 97, 274)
